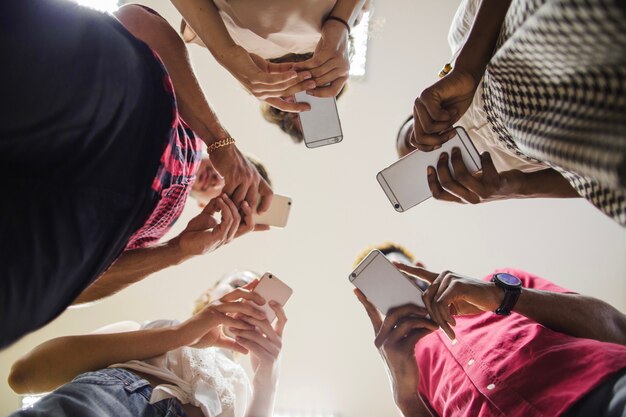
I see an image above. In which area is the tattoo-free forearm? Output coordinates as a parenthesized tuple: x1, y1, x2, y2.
(73, 241, 187, 304)
(514, 289, 626, 345)
(246, 371, 278, 417)
(455, 0, 512, 81)
(115, 5, 228, 145)
(8, 326, 185, 394)
(328, 0, 367, 25)
(518, 168, 579, 198)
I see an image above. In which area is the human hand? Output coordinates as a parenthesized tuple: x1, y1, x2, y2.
(354, 289, 436, 409)
(292, 19, 350, 98)
(427, 149, 526, 204)
(411, 70, 478, 151)
(394, 264, 503, 341)
(222, 45, 315, 112)
(176, 286, 267, 353)
(210, 144, 273, 214)
(231, 301, 287, 380)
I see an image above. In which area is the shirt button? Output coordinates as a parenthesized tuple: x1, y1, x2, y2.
(487, 383, 495, 390)
(468, 359, 475, 366)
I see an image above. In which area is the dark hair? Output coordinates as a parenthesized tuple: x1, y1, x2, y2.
(353, 243, 416, 268)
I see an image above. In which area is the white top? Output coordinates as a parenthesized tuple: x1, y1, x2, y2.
(99, 320, 251, 417)
(447, 0, 546, 173)
(183, 0, 336, 59)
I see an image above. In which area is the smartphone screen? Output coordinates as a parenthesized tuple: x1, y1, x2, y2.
(295, 91, 343, 148)
(377, 127, 481, 212)
(350, 250, 425, 314)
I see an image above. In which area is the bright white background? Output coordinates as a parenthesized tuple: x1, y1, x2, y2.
(1, 1, 625, 415)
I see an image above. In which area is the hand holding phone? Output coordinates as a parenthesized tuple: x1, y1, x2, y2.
(295, 91, 343, 148)
(377, 127, 481, 212)
(349, 250, 425, 315)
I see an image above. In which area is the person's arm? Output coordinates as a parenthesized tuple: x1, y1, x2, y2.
(354, 290, 437, 417)
(75, 195, 251, 304)
(9, 288, 268, 394)
(411, 0, 512, 151)
(115, 5, 273, 211)
(427, 149, 579, 205)
(395, 264, 626, 345)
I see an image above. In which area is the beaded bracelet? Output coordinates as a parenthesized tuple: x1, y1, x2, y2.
(326, 15, 351, 34)
(207, 136, 236, 154)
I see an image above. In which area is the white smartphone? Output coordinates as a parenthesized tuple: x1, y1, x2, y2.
(349, 250, 425, 314)
(253, 272, 293, 323)
(377, 127, 481, 212)
(254, 194, 292, 228)
(294, 91, 343, 148)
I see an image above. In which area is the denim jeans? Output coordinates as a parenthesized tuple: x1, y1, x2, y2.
(562, 367, 626, 417)
(10, 368, 189, 417)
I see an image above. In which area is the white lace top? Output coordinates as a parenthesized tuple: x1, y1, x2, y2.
(103, 320, 251, 417)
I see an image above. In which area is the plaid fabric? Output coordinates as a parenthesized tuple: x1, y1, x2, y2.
(482, 0, 626, 225)
(125, 51, 202, 249)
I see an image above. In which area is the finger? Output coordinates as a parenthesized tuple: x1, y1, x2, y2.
(450, 147, 485, 200)
(214, 197, 233, 237)
(354, 288, 383, 332)
(234, 335, 275, 361)
(232, 329, 280, 357)
(433, 273, 457, 330)
(414, 98, 453, 135)
(222, 195, 241, 241)
(215, 302, 267, 321)
(254, 224, 271, 232)
(436, 153, 479, 204)
(308, 59, 346, 80)
(305, 77, 348, 98)
(264, 301, 287, 337)
(435, 279, 460, 328)
(238, 315, 281, 346)
(427, 166, 463, 203)
(386, 318, 438, 344)
(480, 152, 498, 181)
(264, 78, 318, 98)
(265, 97, 310, 113)
(235, 201, 255, 238)
(219, 287, 266, 306)
(214, 314, 255, 331)
(375, 304, 431, 348)
(244, 174, 261, 216)
(393, 263, 439, 284)
(241, 278, 260, 291)
(292, 55, 326, 72)
(213, 334, 249, 354)
(256, 180, 274, 214)
(250, 68, 300, 87)
(231, 181, 249, 206)
(423, 272, 456, 341)
(411, 104, 456, 149)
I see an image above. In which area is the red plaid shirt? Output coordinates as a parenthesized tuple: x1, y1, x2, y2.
(125, 51, 202, 250)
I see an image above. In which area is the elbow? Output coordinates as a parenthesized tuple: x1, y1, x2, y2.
(8, 359, 32, 394)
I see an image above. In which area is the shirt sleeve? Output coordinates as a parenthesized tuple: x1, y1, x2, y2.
(489, 268, 574, 294)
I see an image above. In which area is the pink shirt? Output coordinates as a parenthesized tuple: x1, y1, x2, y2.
(415, 268, 626, 417)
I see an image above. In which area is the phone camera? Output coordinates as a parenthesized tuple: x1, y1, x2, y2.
(350, 273, 356, 278)
(394, 203, 400, 209)
(268, 274, 273, 279)
(288, 201, 292, 206)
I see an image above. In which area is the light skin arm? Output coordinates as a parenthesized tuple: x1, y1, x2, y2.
(396, 264, 626, 345)
(9, 288, 268, 394)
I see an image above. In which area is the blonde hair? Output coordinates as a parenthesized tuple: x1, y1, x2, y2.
(353, 242, 416, 268)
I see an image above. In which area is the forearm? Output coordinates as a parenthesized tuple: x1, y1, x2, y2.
(389, 369, 434, 417)
(8, 326, 185, 394)
(73, 241, 186, 304)
(116, 5, 228, 145)
(518, 168, 579, 198)
(246, 371, 278, 417)
(169, 0, 236, 63)
(455, 0, 512, 81)
(514, 289, 626, 345)
(328, 0, 367, 26)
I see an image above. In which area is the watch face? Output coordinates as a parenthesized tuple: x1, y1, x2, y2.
(496, 273, 522, 287)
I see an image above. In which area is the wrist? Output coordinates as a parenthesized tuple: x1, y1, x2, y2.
(165, 237, 195, 264)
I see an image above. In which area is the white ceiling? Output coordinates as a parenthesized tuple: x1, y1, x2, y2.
(1, 1, 625, 415)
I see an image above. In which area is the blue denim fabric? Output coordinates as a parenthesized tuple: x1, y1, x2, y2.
(10, 368, 189, 417)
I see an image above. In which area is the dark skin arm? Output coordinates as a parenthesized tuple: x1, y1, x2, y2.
(396, 264, 626, 345)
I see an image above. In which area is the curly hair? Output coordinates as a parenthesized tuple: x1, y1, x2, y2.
(353, 243, 417, 268)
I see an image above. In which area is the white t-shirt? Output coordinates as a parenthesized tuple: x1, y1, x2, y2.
(448, 0, 546, 173)
(98, 320, 251, 417)
(182, 0, 336, 59)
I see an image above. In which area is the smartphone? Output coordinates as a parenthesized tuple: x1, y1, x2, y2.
(295, 91, 343, 148)
(377, 127, 481, 212)
(253, 272, 293, 323)
(349, 250, 425, 314)
(254, 194, 292, 228)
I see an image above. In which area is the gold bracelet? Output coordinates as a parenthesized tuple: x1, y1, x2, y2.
(207, 137, 236, 154)
(439, 63, 453, 78)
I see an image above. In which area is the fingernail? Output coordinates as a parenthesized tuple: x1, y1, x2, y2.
(433, 145, 442, 150)
(448, 130, 457, 139)
(452, 147, 460, 155)
(439, 153, 447, 161)
(427, 166, 435, 175)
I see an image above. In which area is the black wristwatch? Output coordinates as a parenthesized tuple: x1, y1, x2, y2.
(490, 273, 523, 316)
